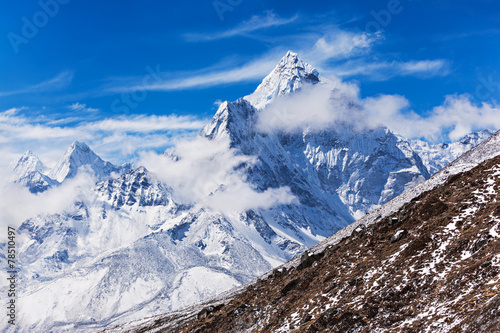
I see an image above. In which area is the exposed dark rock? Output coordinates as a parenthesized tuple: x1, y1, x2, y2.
(298, 251, 325, 270)
(299, 315, 313, 326)
(281, 279, 301, 297)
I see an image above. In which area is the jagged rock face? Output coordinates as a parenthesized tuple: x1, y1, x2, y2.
(96, 167, 174, 208)
(201, 99, 257, 149)
(15, 171, 57, 193)
(136, 141, 500, 333)
(285, 127, 430, 218)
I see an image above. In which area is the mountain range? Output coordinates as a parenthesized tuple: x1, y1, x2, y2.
(9, 141, 131, 194)
(0, 51, 495, 332)
(120, 125, 500, 333)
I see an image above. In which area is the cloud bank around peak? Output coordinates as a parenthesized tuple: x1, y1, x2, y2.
(0, 170, 97, 233)
(363, 94, 500, 141)
(256, 82, 364, 134)
(255, 80, 500, 142)
(140, 136, 297, 213)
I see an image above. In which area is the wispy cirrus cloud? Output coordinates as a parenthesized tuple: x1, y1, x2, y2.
(103, 28, 380, 94)
(327, 59, 450, 81)
(308, 30, 380, 62)
(0, 108, 207, 166)
(85, 115, 206, 132)
(184, 11, 298, 42)
(106, 54, 281, 93)
(68, 102, 99, 113)
(0, 71, 73, 97)
(399, 60, 450, 77)
(102, 12, 447, 95)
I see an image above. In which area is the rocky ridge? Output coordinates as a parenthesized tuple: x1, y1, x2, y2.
(107, 130, 500, 333)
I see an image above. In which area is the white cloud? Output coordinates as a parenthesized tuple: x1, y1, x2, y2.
(257, 80, 363, 134)
(256, 75, 499, 142)
(363, 93, 500, 141)
(0, 110, 206, 167)
(140, 136, 297, 213)
(399, 60, 450, 77)
(0, 169, 96, 231)
(68, 102, 99, 113)
(0, 71, 73, 97)
(309, 31, 380, 62)
(85, 115, 206, 132)
(108, 55, 280, 94)
(328, 59, 450, 81)
(184, 11, 298, 42)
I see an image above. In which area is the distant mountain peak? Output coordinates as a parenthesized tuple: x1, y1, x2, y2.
(64, 141, 97, 162)
(17, 149, 38, 163)
(21, 149, 34, 157)
(459, 129, 494, 145)
(245, 51, 321, 110)
(48, 141, 121, 183)
(10, 150, 56, 193)
(12, 149, 47, 178)
(69, 140, 91, 152)
(411, 130, 495, 175)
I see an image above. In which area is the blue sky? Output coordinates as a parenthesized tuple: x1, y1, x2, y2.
(1, 0, 500, 165)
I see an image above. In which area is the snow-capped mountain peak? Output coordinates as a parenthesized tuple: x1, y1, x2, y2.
(48, 141, 122, 182)
(201, 98, 256, 146)
(411, 129, 495, 175)
(245, 51, 321, 110)
(9, 141, 131, 194)
(11, 150, 47, 179)
(459, 129, 494, 145)
(9, 150, 58, 193)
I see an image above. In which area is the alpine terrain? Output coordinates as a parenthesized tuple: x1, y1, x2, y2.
(0, 52, 494, 332)
(104, 128, 500, 333)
